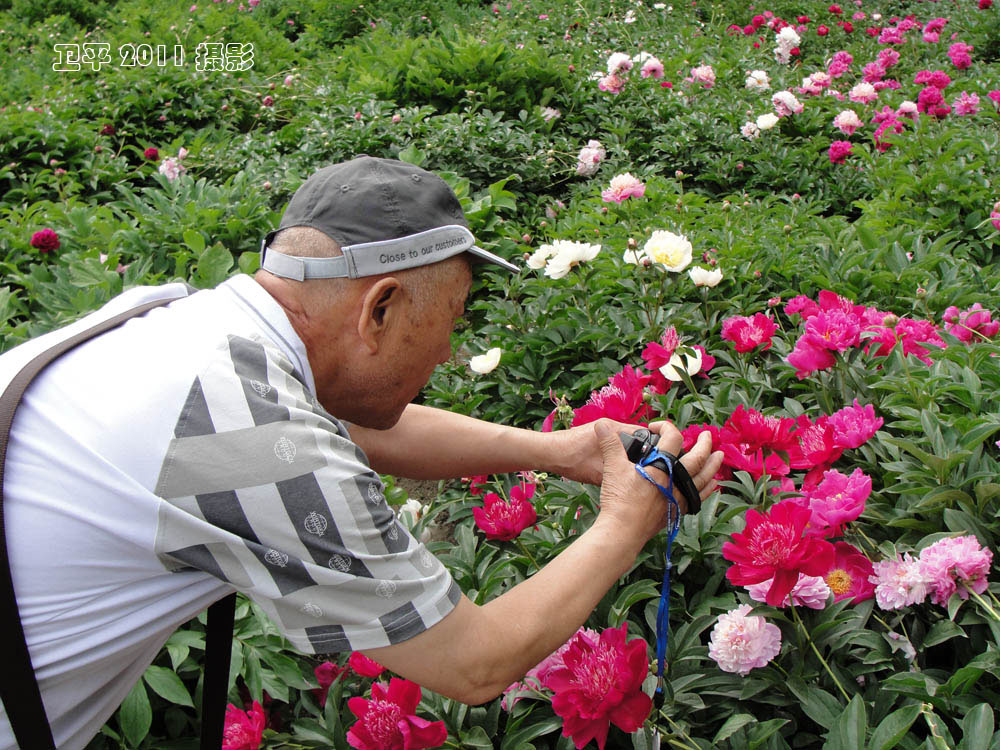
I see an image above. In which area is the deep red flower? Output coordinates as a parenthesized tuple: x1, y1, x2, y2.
(462, 474, 489, 496)
(349, 652, 387, 678)
(722, 405, 797, 454)
(828, 4, 842, 14)
(30, 228, 60, 253)
(640, 326, 679, 371)
(542, 624, 652, 750)
(347, 678, 447, 750)
(787, 415, 843, 470)
(314, 661, 348, 706)
(222, 701, 266, 750)
(143, 147, 159, 161)
(817, 24, 829, 35)
(473, 488, 537, 541)
(99, 123, 116, 136)
(572, 365, 652, 426)
(722, 501, 835, 606)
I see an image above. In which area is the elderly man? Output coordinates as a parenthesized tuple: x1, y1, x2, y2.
(0, 156, 721, 749)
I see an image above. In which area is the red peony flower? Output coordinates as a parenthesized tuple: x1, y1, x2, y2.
(787, 415, 843, 470)
(720, 313, 777, 352)
(99, 123, 116, 136)
(143, 147, 159, 161)
(347, 678, 447, 750)
(222, 701, 266, 750)
(462, 474, 489, 496)
(30, 228, 60, 253)
(723, 500, 835, 606)
(349, 652, 387, 678)
(722, 405, 797, 454)
(473, 485, 537, 541)
(822, 541, 875, 602)
(572, 365, 652, 426)
(314, 661, 348, 705)
(542, 624, 653, 750)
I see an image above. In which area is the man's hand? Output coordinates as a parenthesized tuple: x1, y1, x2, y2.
(544, 419, 723, 510)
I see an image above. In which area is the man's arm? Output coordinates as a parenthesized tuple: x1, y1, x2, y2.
(347, 403, 641, 486)
(360, 421, 723, 704)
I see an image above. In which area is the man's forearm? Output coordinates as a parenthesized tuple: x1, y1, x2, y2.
(349, 403, 554, 479)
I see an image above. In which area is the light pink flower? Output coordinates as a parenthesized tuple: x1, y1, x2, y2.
(158, 156, 186, 181)
(897, 100, 918, 119)
(576, 139, 606, 176)
(640, 57, 664, 79)
(919, 535, 993, 605)
(747, 573, 830, 608)
(708, 604, 782, 675)
(828, 400, 883, 448)
(690, 64, 716, 87)
(598, 73, 625, 94)
(952, 91, 980, 116)
(833, 109, 863, 134)
(870, 553, 929, 610)
(772, 90, 804, 116)
(601, 173, 646, 203)
(848, 82, 878, 103)
(606, 52, 633, 74)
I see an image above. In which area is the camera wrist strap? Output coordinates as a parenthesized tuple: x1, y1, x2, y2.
(0, 292, 235, 750)
(634, 453, 681, 692)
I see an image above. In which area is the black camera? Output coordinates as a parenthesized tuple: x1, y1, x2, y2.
(619, 428, 701, 514)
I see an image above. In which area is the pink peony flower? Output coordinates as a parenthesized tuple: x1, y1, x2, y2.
(873, 118, 904, 151)
(576, 139, 606, 176)
(349, 652, 386, 678)
(848, 82, 878, 103)
(721, 313, 778, 352)
(877, 27, 905, 44)
(473, 484, 537, 541)
(222, 701, 266, 750)
(877, 48, 901, 69)
(601, 173, 645, 203)
(897, 100, 919, 119)
(828, 140, 853, 164)
(723, 501, 836, 606)
(722, 405, 797, 454)
(261, 95, 274, 107)
(952, 91, 980, 116)
(828, 400, 883, 448)
(640, 57, 664, 79)
(598, 73, 625, 94)
(947, 42, 973, 69)
(893, 318, 946, 363)
(991, 199, 1000, 231)
(914, 69, 951, 89)
(772, 90, 804, 116)
(641, 326, 680, 372)
(802, 309, 861, 351)
(572, 365, 652, 427)
(788, 415, 843, 470)
(502, 627, 602, 710)
(862, 61, 886, 83)
(919, 535, 993, 606)
(541, 624, 653, 750)
(606, 52, 633, 75)
(870, 553, 929, 609)
(708, 604, 782, 675)
(347, 678, 447, 750)
(793, 468, 870, 537)
(747, 573, 830, 608)
(314, 661, 347, 706)
(143, 147, 159, 161)
(833, 109, 863, 134)
(943, 303, 999, 343)
(158, 156, 186, 182)
(822, 542, 875, 602)
(30, 228, 60, 253)
(690, 64, 716, 87)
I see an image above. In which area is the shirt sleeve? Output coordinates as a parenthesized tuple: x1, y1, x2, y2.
(152, 333, 460, 654)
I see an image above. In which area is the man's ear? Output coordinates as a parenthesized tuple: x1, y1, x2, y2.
(357, 277, 402, 354)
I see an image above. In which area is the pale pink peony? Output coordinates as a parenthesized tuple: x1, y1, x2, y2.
(848, 82, 878, 103)
(576, 139, 606, 176)
(991, 200, 1000, 231)
(919, 535, 993, 606)
(772, 90, 804, 116)
(747, 573, 830, 609)
(690, 64, 716, 87)
(606, 52, 633, 75)
(601, 173, 646, 203)
(598, 73, 625, 94)
(640, 57, 664, 79)
(952, 91, 980, 116)
(833, 109, 863, 134)
(708, 604, 782, 675)
(870, 553, 929, 610)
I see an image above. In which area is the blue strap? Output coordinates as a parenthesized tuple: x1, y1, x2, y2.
(635, 452, 681, 691)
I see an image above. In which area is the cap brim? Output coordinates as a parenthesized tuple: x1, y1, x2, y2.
(467, 245, 520, 274)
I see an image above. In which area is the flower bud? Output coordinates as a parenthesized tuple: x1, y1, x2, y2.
(521, 234, 531, 243)
(627, 237, 637, 249)
(262, 181, 272, 190)
(767, 296, 781, 307)
(882, 313, 899, 326)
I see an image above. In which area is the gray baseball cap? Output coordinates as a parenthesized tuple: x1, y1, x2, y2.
(260, 156, 520, 280)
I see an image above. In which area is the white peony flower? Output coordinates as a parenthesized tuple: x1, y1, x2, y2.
(688, 266, 723, 287)
(469, 347, 502, 373)
(526, 244, 558, 269)
(543, 240, 601, 279)
(643, 230, 692, 272)
(756, 112, 780, 130)
(661, 347, 703, 381)
(741, 121, 761, 139)
(745, 70, 770, 90)
(397, 498, 424, 529)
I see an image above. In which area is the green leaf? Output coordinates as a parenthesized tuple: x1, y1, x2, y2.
(183, 229, 206, 255)
(397, 144, 426, 166)
(825, 695, 866, 750)
(959, 702, 994, 750)
(713, 713, 757, 744)
(460, 726, 495, 749)
(749, 719, 790, 749)
(143, 665, 195, 708)
(119, 680, 152, 748)
(922, 620, 966, 648)
(787, 678, 843, 730)
(868, 704, 921, 750)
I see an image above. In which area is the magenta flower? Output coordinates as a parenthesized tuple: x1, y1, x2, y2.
(29, 228, 60, 253)
(914, 69, 951, 89)
(870, 553, 929, 610)
(952, 91, 980, 116)
(222, 701, 266, 750)
(143, 147, 159, 161)
(822, 542, 875, 603)
(472, 486, 537, 541)
(746, 572, 830, 608)
(943, 303, 999, 343)
(793, 468, 871, 538)
(721, 313, 778, 352)
(991, 199, 1000, 231)
(787, 338, 836, 379)
(787, 415, 843, 470)
(802, 310, 860, 351)
(828, 400, 883, 449)
(349, 652, 387, 678)
(347, 678, 447, 750)
(541, 624, 653, 750)
(502, 627, 601, 710)
(708, 604, 782, 675)
(919, 535, 993, 606)
(640, 326, 680, 372)
(601, 173, 645, 203)
(722, 405, 797, 454)
(893, 318, 946, 363)
(314, 661, 347, 705)
(572, 365, 652, 426)
(722, 500, 836, 606)
(947, 42, 973, 69)
(785, 295, 820, 320)
(828, 140, 853, 164)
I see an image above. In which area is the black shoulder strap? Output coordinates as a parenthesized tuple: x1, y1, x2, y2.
(0, 294, 236, 749)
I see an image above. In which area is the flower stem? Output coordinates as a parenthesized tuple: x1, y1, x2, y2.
(967, 588, 1000, 623)
(920, 703, 951, 750)
(516, 539, 540, 573)
(660, 713, 700, 750)
(790, 605, 851, 702)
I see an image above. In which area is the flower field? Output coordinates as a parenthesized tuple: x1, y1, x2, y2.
(2, 0, 999, 747)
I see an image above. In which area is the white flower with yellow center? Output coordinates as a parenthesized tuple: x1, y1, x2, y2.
(469, 347, 502, 374)
(643, 230, 692, 272)
(526, 244, 558, 269)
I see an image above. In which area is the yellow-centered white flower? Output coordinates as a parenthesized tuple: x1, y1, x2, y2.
(643, 230, 693, 272)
